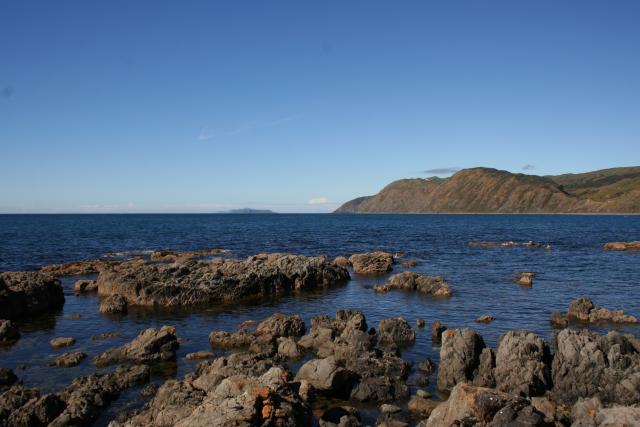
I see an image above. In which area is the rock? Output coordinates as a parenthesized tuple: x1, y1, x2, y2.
(185, 351, 215, 360)
(426, 383, 511, 426)
(494, 331, 551, 396)
(255, 313, 305, 338)
(0, 272, 65, 319)
(50, 351, 87, 368)
(572, 396, 640, 426)
(472, 347, 496, 388)
(552, 329, 640, 405)
(238, 319, 258, 328)
(416, 319, 426, 328)
(112, 355, 310, 427)
(74, 279, 97, 293)
(567, 297, 637, 324)
(91, 331, 120, 340)
(348, 251, 394, 275)
(603, 241, 640, 252)
(378, 317, 416, 347)
(475, 315, 496, 323)
(468, 241, 544, 248)
(50, 337, 76, 349)
(97, 253, 349, 308)
(295, 356, 355, 396)
(490, 397, 549, 426)
(377, 421, 408, 427)
(6, 392, 66, 427)
(418, 358, 436, 375)
(380, 404, 402, 415)
(530, 396, 560, 425)
(94, 325, 179, 366)
(374, 272, 452, 297)
(150, 248, 224, 262)
(40, 259, 120, 277)
(408, 393, 439, 418)
(0, 385, 40, 421)
(550, 311, 568, 328)
(333, 256, 351, 268)
(277, 337, 302, 359)
(437, 328, 486, 391)
(140, 384, 158, 397)
(514, 272, 535, 286)
(0, 320, 20, 344)
(400, 260, 417, 268)
(319, 406, 361, 427)
(99, 294, 128, 314)
(431, 320, 447, 344)
(346, 351, 410, 402)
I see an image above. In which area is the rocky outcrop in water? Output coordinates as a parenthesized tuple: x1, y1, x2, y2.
(0, 320, 20, 344)
(97, 253, 350, 308)
(150, 248, 225, 262)
(514, 271, 535, 286)
(0, 272, 64, 319)
(0, 365, 149, 427)
(99, 294, 128, 314)
(73, 279, 97, 293)
(94, 325, 179, 367)
(566, 297, 638, 324)
(437, 328, 486, 391)
(348, 252, 394, 275)
(50, 351, 87, 368)
(603, 241, 640, 252)
(494, 331, 551, 397)
(373, 272, 452, 297)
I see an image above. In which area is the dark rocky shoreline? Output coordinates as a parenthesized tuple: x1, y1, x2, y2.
(1, 249, 639, 426)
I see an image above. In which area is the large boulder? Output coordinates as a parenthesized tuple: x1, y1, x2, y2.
(348, 252, 394, 275)
(0, 320, 20, 344)
(437, 328, 486, 391)
(94, 325, 179, 366)
(0, 272, 64, 319)
(571, 396, 640, 427)
(346, 351, 410, 402)
(97, 254, 349, 308)
(494, 331, 551, 396)
(552, 329, 640, 405)
(374, 272, 451, 297)
(99, 294, 128, 314)
(295, 356, 355, 396)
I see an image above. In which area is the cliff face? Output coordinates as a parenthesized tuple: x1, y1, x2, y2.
(335, 167, 640, 213)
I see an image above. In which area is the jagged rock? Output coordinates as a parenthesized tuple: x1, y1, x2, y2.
(418, 358, 436, 375)
(416, 319, 426, 328)
(333, 256, 351, 268)
(552, 329, 640, 405)
(97, 253, 349, 308)
(0, 272, 64, 319)
(494, 331, 551, 396)
(319, 406, 361, 427)
(475, 315, 496, 323)
(567, 297, 637, 324)
(550, 311, 568, 328)
(94, 325, 179, 366)
(50, 351, 87, 368)
(348, 252, 394, 275)
(378, 317, 415, 347)
(437, 328, 486, 391)
(408, 393, 439, 417)
(472, 347, 496, 388)
(514, 272, 535, 286)
(346, 351, 410, 402)
(426, 383, 549, 427)
(571, 396, 640, 426)
(50, 337, 76, 348)
(374, 272, 452, 297)
(0, 320, 20, 344)
(277, 337, 302, 359)
(7, 393, 65, 427)
(74, 279, 97, 293)
(431, 320, 447, 344)
(99, 294, 128, 314)
(0, 385, 39, 424)
(185, 351, 215, 360)
(603, 241, 640, 252)
(295, 356, 355, 395)
(255, 313, 305, 338)
(380, 404, 401, 415)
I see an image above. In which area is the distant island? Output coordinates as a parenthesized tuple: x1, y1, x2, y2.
(335, 166, 640, 214)
(223, 208, 277, 214)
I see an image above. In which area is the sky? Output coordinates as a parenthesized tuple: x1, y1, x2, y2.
(1, 1, 639, 213)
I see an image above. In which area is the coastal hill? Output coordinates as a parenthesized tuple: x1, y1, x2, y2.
(335, 167, 640, 213)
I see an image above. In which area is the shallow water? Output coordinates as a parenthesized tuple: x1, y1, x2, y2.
(1, 214, 639, 425)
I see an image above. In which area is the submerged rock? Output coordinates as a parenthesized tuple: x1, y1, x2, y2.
(514, 271, 535, 286)
(0, 320, 20, 344)
(99, 294, 128, 314)
(373, 272, 451, 297)
(550, 311, 568, 328)
(603, 241, 640, 252)
(566, 297, 637, 324)
(552, 329, 640, 405)
(50, 337, 76, 349)
(475, 315, 496, 323)
(468, 241, 546, 248)
(74, 279, 97, 293)
(348, 252, 394, 275)
(97, 253, 349, 308)
(50, 351, 87, 368)
(400, 260, 418, 268)
(0, 272, 64, 319)
(94, 325, 179, 367)
(185, 351, 215, 360)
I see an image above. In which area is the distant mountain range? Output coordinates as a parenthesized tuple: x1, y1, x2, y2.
(335, 167, 640, 214)
(224, 208, 277, 214)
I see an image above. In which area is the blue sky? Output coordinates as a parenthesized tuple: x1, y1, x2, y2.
(1, 1, 639, 213)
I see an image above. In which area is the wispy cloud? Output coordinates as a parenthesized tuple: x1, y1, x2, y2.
(308, 197, 331, 205)
(522, 164, 535, 171)
(423, 167, 459, 175)
(198, 114, 302, 141)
